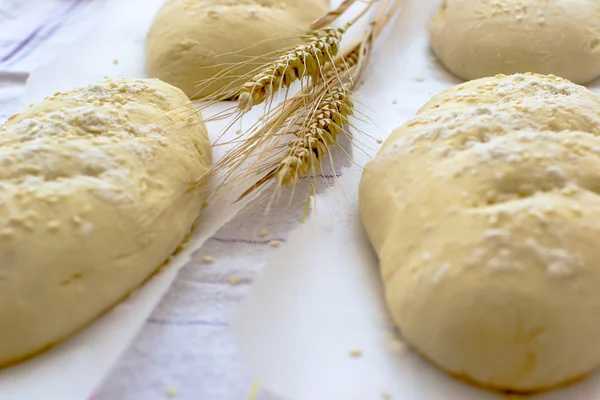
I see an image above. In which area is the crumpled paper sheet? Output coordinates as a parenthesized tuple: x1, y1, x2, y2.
(0, 0, 268, 399)
(230, 1, 600, 399)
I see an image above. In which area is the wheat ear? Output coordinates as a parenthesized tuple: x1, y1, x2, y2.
(276, 85, 353, 186)
(237, 27, 343, 112)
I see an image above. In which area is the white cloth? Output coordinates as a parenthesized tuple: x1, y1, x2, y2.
(0, 0, 106, 122)
(1, 2, 345, 399)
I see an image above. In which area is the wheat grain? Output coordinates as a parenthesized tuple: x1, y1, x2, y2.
(276, 85, 353, 187)
(237, 28, 343, 112)
(324, 45, 361, 80)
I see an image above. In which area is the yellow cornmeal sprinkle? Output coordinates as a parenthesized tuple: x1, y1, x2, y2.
(248, 380, 261, 400)
(166, 385, 178, 397)
(349, 349, 362, 357)
(229, 275, 240, 286)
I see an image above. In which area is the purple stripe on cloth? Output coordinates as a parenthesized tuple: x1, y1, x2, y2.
(1, 0, 85, 65)
(0, 71, 29, 81)
(0, 26, 43, 63)
(209, 237, 287, 245)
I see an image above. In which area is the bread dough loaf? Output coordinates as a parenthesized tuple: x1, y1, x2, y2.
(429, 0, 600, 84)
(146, 0, 330, 99)
(359, 73, 600, 392)
(0, 78, 211, 366)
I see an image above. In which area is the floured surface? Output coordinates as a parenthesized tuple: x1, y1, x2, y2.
(231, 0, 600, 399)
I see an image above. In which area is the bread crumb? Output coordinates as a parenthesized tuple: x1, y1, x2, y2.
(392, 99, 398, 104)
(202, 256, 214, 264)
(236, 129, 242, 135)
(376, 138, 383, 144)
(229, 274, 240, 286)
(381, 391, 392, 399)
(413, 77, 425, 82)
(259, 229, 269, 238)
(186, 117, 194, 123)
(113, 59, 119, 65)
(269, 240, 281, 248)
(349, 349, 362, 358)
(166, 385, 178, 397)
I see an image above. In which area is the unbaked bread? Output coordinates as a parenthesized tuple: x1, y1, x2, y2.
(0, 78, 211, 366)
(360, 73, 600, 392)
(146, 0, 330, 99)
(429, 0, 600, 84)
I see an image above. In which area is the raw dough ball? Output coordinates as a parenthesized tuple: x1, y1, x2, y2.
(0, 78, 211, 366)
(429, 0, 600, 84)
(146, 0, 330, 99)
(360, 73, 600, 392)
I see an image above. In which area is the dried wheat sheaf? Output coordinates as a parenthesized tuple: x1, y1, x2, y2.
(191, 0, 401, 202)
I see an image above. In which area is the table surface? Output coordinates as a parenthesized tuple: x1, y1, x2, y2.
(0, 1, 330, 399)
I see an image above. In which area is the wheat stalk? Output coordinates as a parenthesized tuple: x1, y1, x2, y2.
(237, 27, 343, 112)
(217, 42, 364, 168)
(200, 42, 362, 178)
(231, 39, 369, 200)
(230, 0, 405, 199)
(192, 0, 401, 205)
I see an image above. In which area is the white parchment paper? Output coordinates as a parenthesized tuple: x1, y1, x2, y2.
(231, 1, 600, 399)
(0, 0, 267, 399)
